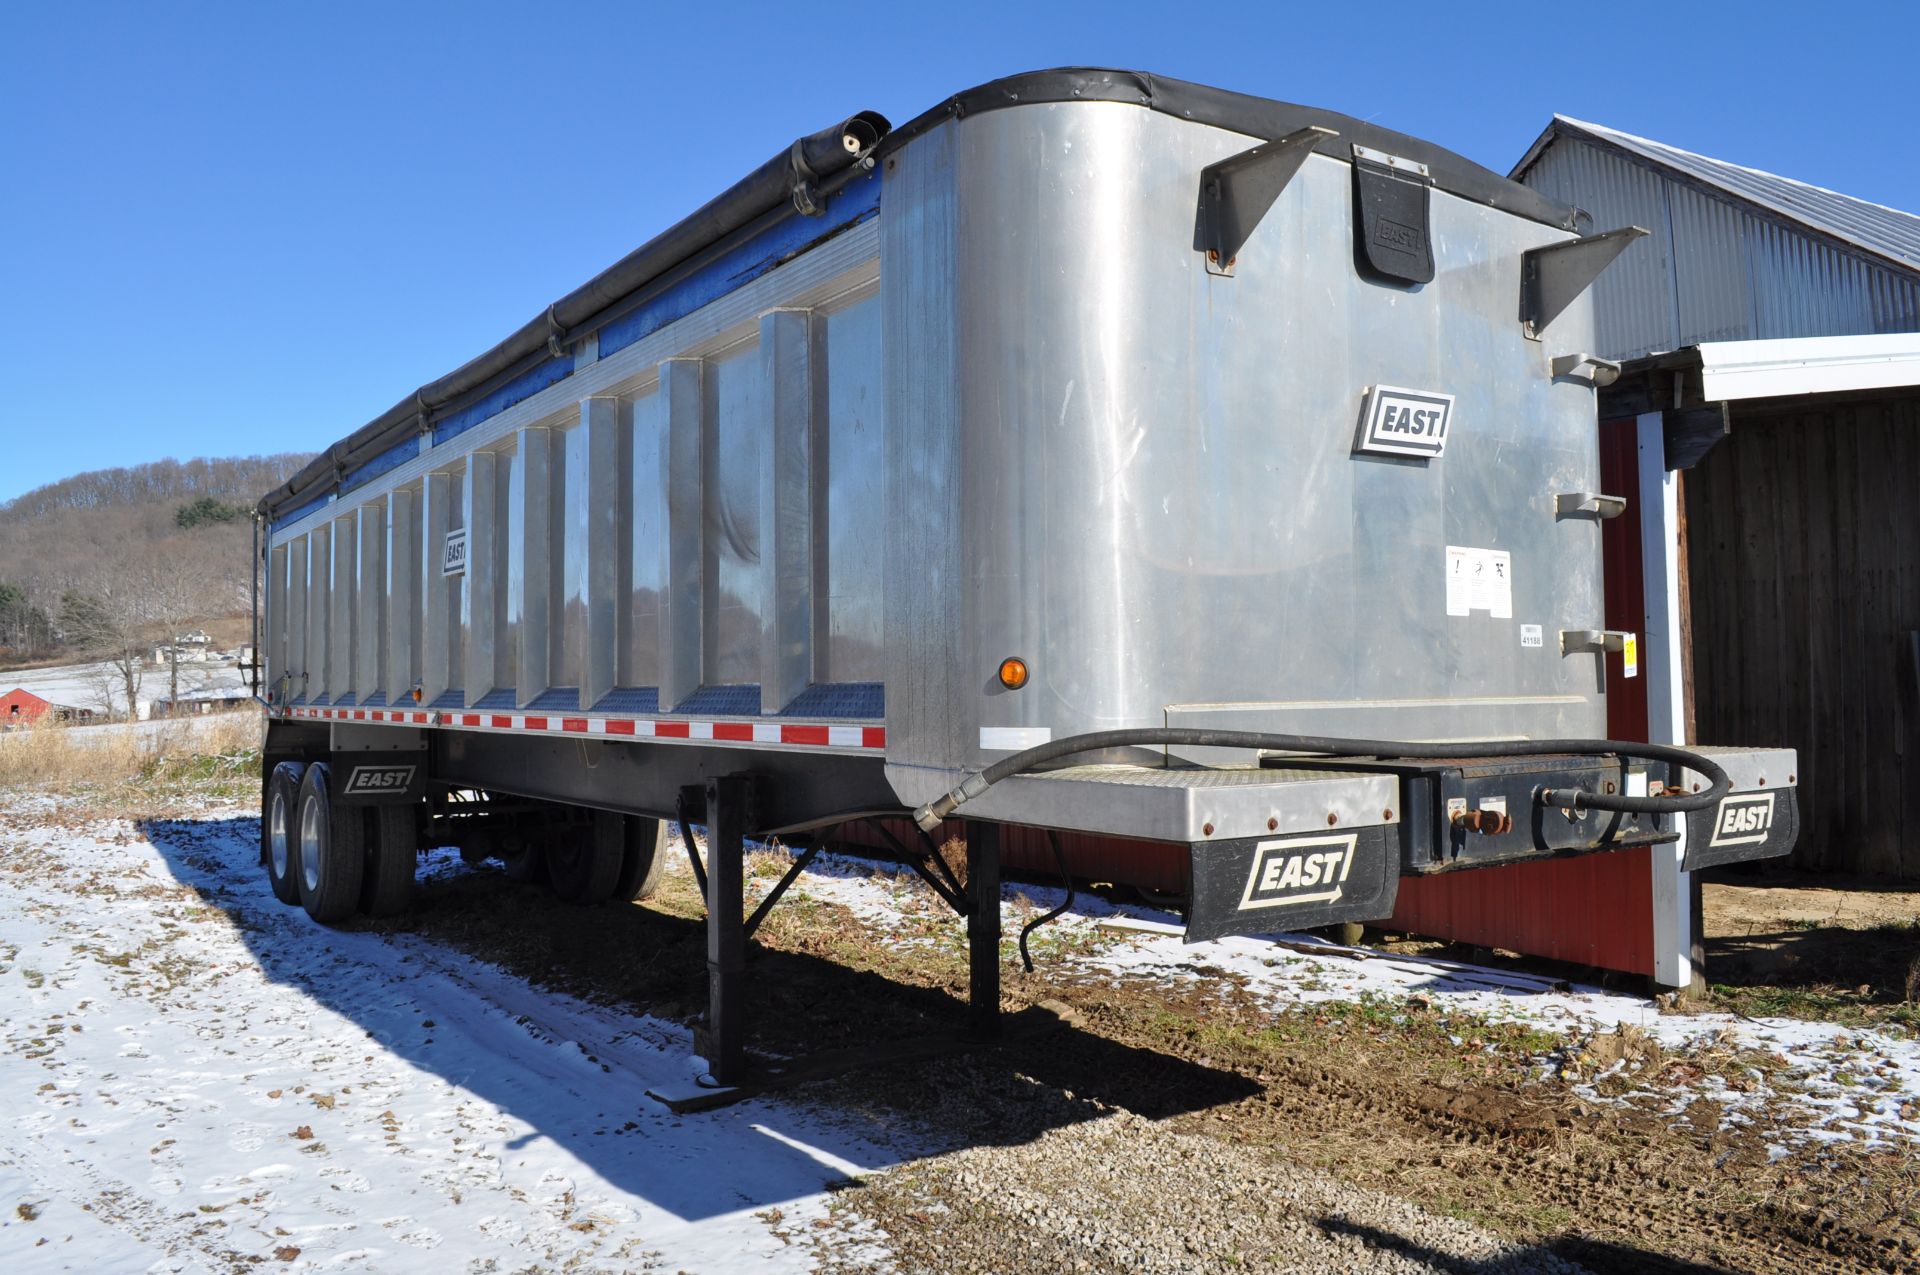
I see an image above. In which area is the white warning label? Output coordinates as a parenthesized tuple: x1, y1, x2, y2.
(1445, 546, 1513, 619)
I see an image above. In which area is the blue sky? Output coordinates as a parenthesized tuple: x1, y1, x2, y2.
(2, 0, 1914, 506)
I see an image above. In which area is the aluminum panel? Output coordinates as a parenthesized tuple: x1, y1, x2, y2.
(385, 486, 419, 704)
(267, 543, 288, 697)
(327, 516, 354, 701)
(821, 291, 885, 683)
(464, 450, 503, 704)
(579, 397, 620, 710)
(284, 536, 308, 701)
(660, 360, 702, 709)
(880, 117, 962, 799)
(877, 102, 1607, 807)
(554, 420, 588, 696)
(305, 530, 328, 703)
(625, 385, 666, 690)
(421, 469, 455, 704)
(355, 501, 386, 703)
(759, 308, 815, 714)
(704, 343, 765, 687)
(514, 427, 553, 707)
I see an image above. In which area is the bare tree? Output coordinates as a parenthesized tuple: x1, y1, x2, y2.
(144, 557, 221, 713)
(62, 586, 147, 719)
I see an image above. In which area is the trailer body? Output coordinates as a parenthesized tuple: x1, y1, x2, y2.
(255, 72, 1799, 1076)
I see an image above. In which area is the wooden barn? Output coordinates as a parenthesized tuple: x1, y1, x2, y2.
(0, 687, 94, 728)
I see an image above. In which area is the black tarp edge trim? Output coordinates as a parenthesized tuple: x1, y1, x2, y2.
(878, 67, 1582, 235)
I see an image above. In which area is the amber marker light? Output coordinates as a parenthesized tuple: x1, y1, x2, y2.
(997, 657, 1030, 690)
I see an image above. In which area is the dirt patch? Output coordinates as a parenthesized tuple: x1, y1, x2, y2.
(1699, 872, 1920, 1032)
(352, 852, 1920, 1275)
(1704, 875, 1920, 934)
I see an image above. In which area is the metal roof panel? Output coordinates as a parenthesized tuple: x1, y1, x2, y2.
(1514, 116, 1920, 276)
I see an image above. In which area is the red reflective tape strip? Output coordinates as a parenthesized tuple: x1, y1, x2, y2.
(300, 701, 885, 749)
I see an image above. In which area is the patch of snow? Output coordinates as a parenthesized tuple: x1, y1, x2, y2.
(772, 845, 1920, 1151)
(0, 804, 933, 1272)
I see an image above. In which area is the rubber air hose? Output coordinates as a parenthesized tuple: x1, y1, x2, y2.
(911, 729, 1728, 832)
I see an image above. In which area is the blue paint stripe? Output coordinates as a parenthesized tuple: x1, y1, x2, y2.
(340, 435, 420, 494)
(432, 354, 576, 449)
(598, 169, 880, 360)
(270, 493, 331, 535)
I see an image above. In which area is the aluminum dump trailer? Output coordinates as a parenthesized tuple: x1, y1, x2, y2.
(253, 69, 1799, 1084)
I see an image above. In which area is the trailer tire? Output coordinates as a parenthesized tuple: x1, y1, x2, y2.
(501, 839, 546, 885)
(361, 805, 418, 918)
(548, 810, 625, 904)
(612, 816, 668, 902)
(295, 762, 367, 925)
(264, 762, 305, 906)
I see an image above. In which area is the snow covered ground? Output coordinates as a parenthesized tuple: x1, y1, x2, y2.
(0, 806, 916, 1272)
(3, 799, 1914, 1271)
(1, 659, 246, 717)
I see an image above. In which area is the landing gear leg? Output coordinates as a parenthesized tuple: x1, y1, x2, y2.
(968, 821, 1002, 1040)
(702, 775, 751, 1086)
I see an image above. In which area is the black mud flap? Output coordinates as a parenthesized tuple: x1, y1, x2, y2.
(1186, 825, 1399, 943)
(1682, 787, 1799, 872)
(330, 751, 427, 806)
(1352, 146, 1434, 286)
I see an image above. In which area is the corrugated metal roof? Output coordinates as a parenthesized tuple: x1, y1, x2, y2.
(1512, 117, 1920, 277)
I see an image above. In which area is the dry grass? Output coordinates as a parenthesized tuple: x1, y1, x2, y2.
(0, 711, 261, 798)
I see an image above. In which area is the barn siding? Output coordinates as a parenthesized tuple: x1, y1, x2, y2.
(1518, 137, 1920, 359)
(1686, 393, 1920, 877)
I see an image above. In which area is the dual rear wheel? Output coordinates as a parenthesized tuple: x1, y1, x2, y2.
(263, 760, 417, 925)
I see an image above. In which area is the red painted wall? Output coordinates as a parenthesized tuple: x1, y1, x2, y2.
(0, 688, 55, 725)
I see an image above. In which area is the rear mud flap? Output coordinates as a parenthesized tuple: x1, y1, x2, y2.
(1186, 825, 1399, 943)
(330, 751, 427, 806)
(1682, 787, 1799, 872)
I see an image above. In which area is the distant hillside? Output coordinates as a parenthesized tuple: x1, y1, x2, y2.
(0, 454, 313, 667)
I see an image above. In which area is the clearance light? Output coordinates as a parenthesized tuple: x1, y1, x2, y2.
(997, 657, 1030, 690)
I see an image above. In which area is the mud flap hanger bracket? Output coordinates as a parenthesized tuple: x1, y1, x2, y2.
(1197, 125, 1337, 276)
(1521, 226, 1649, 339)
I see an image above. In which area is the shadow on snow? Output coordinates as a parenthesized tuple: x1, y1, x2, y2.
(137, 814, 1257, 1224)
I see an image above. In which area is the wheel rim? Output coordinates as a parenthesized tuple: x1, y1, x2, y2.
(300, 794, 323, 894)
(269, 788, 290, 879)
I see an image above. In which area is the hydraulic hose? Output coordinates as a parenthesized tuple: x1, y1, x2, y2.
(911, 729, 1728, 832)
